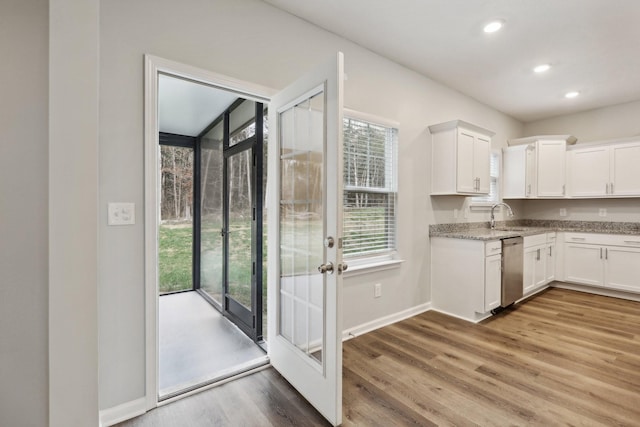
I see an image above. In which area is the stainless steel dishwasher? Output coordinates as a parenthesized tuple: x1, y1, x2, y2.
(501, 236, 523, 307)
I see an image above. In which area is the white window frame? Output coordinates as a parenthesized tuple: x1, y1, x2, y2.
(470, 149, 501, 209)
(342, 109, 403, 275)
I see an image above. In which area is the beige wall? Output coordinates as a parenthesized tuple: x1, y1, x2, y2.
(0, 1, 49, 426)
(99, 0, 523, 410)
(522, 100, 640, 222)
(524, 100, 640, 143)
(49, 0, 100, 425)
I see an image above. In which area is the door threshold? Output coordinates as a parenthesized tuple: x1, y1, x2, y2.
(159, 355, 270, 404)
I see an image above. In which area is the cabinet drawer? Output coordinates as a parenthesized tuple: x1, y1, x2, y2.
(565, 232, 640, 247)
(524, 234, 547, 248)
(485, 240, 502, 256)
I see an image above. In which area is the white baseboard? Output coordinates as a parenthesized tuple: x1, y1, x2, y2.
(552, 281, 640, 302)
(342, 302, 431, 340)
(99, 397, 146, 427)
(429, 307, 492, 324)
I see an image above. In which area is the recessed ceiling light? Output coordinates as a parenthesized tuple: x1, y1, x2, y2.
(483, 20, 504, 33)
(565, 91, 580, 99)
(534, 64, 551, 73)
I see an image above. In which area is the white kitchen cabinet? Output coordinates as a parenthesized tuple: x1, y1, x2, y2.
(429, 120, 494, 195)
(564, 233, 640, 293)
(545, 235, 556, 283)
(485, 253, 502, 312)
(431, 237, 501, 322)
(604, 245, 640, 292)
(537, 140, 567, 197)
(610, 142, 640, 196)
(568, 146, 610, 197)
(523, 233, 556, 295)
(564, 242, 603, 286)
(568, 141, 640, 198)
(503, 136, 571, 199)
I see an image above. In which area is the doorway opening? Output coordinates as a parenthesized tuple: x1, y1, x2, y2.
(157, 73, 268, 399)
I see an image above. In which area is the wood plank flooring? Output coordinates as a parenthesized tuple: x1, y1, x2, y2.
(117, 288, 640, 426)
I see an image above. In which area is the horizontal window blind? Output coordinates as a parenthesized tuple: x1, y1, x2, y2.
(343, 117, 397, 257)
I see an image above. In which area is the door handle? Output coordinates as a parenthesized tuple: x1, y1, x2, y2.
(318, 262, 334, 275)
(337, 263, 348, 274)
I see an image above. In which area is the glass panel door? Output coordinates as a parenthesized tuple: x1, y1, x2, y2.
(279, 93, 325, 364)
(267, 52, 344, 426)
(200, 135, 224, 306)
(226, 148, 254, 310)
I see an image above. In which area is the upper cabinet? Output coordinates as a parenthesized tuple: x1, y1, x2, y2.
(569, 141, 640, 197)
(429, 120, 495, 195)
(503, 136, 574, 199)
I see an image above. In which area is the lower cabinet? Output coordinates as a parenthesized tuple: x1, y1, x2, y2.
(564, 233, 640, 293)
(484, 253, 502, 312)
(523, 233, 556, 295)
(430, 237, 502, 322)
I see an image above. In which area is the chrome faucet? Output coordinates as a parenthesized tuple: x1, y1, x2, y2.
(490, 202, 514, 229)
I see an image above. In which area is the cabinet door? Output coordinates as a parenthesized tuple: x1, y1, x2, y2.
(533, 247, 547, 289)
(523, 246, 538, 294)
(569, 146, 609, 197)
(474, 135, 491, 194)
(610, 142, 640, 196)
(604, 246, 640, 293)
(484, 254, 502, 312)
(564, 243, 603, 286)
(456, 130, 476, 193)
(525, 145, 536, 197)
(536, 140, 566, 197)
(545, 243, 556, 284)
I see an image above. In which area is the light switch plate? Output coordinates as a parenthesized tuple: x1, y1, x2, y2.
(599, 208, 607, 217)
(108, 203, 135, 225)
(559, 208, 567, 217)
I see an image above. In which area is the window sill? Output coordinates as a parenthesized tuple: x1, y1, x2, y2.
(343, 257, 404, 278)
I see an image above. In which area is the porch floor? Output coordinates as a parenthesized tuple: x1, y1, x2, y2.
(159, 291, 267, 398)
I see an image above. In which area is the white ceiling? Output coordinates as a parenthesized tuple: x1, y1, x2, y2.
(263, 0, 640, 122)
(159, 74, 239, 137)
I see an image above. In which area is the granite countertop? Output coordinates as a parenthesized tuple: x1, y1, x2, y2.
(429, 220, 640, 241)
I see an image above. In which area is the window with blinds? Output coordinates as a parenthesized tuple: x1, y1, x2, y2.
(471, 150, 500, 205)
(343, 116, 398, 258)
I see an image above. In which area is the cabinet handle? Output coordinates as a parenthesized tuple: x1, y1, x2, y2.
(527, 184, 531, 196)
(562, 184, 565, 195)
(536, 248, 540, 261)
(624, 240, 640, 245)
(548, 246, 552, 257)
(600, 247, 603, 259)
(605, 248, 608, 260)
(571, 237, 586, 241)
(610, 182, 614, 194)
(605, 183, 609, 194)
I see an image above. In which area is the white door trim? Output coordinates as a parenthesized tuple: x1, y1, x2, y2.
(143, 55, 274, 411)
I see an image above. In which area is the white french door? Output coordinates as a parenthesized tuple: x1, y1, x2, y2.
(267, 52, 345, 426)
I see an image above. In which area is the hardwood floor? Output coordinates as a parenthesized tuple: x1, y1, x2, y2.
(117, 288, 640, 426)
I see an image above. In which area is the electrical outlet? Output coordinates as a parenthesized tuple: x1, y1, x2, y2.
(374, 283, 382, 298)
(108, 203, 135, 225)
(599, 208, 607, 217)
(559, 208, 567, 217)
